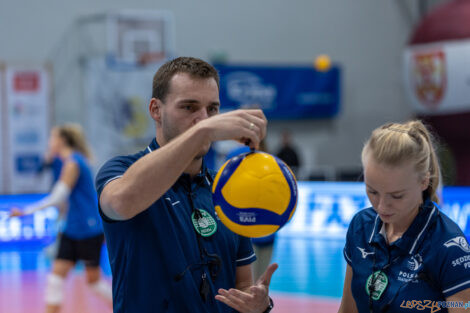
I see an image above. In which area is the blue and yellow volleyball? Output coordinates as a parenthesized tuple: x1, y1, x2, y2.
(212, 151, 298, 238)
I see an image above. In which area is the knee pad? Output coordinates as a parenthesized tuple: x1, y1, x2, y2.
(89, 279, 112, 301)
(45, 274, 65, 305)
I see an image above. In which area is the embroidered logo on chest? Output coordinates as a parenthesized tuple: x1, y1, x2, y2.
(407, 253, 423, 271)
(398, 254, 423, 283)
(444, 236, 470, 253)
(357, 247, 375, 259)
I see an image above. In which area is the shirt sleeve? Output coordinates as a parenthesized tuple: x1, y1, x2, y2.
(95, 156, 133, 222)
(236, 235, 257, 266)
(437, 234, 470, 298)
(343, 214, 356, 266)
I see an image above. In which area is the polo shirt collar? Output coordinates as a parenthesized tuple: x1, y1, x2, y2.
(146, 138, 211, 188)
(147, 138, 160, 153)
(368, 198, 438, 255)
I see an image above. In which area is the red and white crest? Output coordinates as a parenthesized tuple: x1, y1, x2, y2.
(411, 50, 446, 110)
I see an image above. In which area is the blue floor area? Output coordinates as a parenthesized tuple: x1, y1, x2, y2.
(270, 236, 345, 298)
(0, 237, 345, 299)
(0, 242, 112, 276)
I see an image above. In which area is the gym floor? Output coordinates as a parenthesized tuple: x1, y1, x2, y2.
(0, 236, 344, 313)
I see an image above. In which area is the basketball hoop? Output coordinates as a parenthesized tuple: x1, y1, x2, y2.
(137, 51, 165, 66)
(106, 11, 175, 68)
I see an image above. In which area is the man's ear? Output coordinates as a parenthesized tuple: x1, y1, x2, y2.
(149, 98, 162, 122)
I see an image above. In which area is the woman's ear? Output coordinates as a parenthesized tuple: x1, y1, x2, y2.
(421, 172, 430, 191)
(149, 98, 162, 122)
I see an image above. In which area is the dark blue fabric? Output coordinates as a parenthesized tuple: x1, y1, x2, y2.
(36, 157, 62, 187)
(95, 139, 256, 313)
(203, 146, 217, 172)
(64, 153, 103, 239)
(51, 157, 62, 183)
(344, 199, 470, 312)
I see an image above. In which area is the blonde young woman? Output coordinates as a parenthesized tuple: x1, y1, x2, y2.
(10, 124, 111, 313)
(338, 121, 470, 313)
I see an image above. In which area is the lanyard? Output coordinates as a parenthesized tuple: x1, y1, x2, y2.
(367, 209, 439, 313)
(173, 173, 221, 302)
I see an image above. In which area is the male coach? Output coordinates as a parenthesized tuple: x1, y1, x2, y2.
(96, 57, 276, 313)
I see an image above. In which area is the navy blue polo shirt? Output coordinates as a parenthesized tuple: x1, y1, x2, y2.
(344, 199, 470, 312)
(96, 139, 256, 313)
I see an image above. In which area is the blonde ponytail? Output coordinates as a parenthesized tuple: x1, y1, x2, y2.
(57, 123, 92, 160)
(362, 120, 440, 203)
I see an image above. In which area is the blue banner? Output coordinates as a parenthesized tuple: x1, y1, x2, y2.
(280, 182, 470, 239)
(215, 64, 341, 119)
(0, 194, 58, 244)
(1, 183, 469, 243)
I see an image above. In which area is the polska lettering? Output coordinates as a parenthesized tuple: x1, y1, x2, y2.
(397, 271, 418, 283)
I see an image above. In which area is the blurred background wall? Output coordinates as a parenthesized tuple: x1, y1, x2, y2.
(0, 0, 454, 182)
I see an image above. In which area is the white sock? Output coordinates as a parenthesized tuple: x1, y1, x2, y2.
(89, 279, 112, 302)
(45, 274, 65, 305)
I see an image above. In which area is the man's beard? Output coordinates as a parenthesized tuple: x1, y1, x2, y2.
(161, 120, 179, 145)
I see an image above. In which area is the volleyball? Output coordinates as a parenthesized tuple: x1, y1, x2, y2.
(212, 151, 298, 238)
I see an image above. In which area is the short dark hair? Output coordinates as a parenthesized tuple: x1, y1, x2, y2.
(152, 57, 219, 101)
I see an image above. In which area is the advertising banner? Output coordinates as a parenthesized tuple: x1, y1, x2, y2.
(0, 66, 4, 194)
(2, 182, 470, 243)
(216, 64, 341, 119)
(281, 182, 470, 239)
(404, 39, 470, 115)
(83, 58, 159, 169)
(4, 66, 51, 194)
